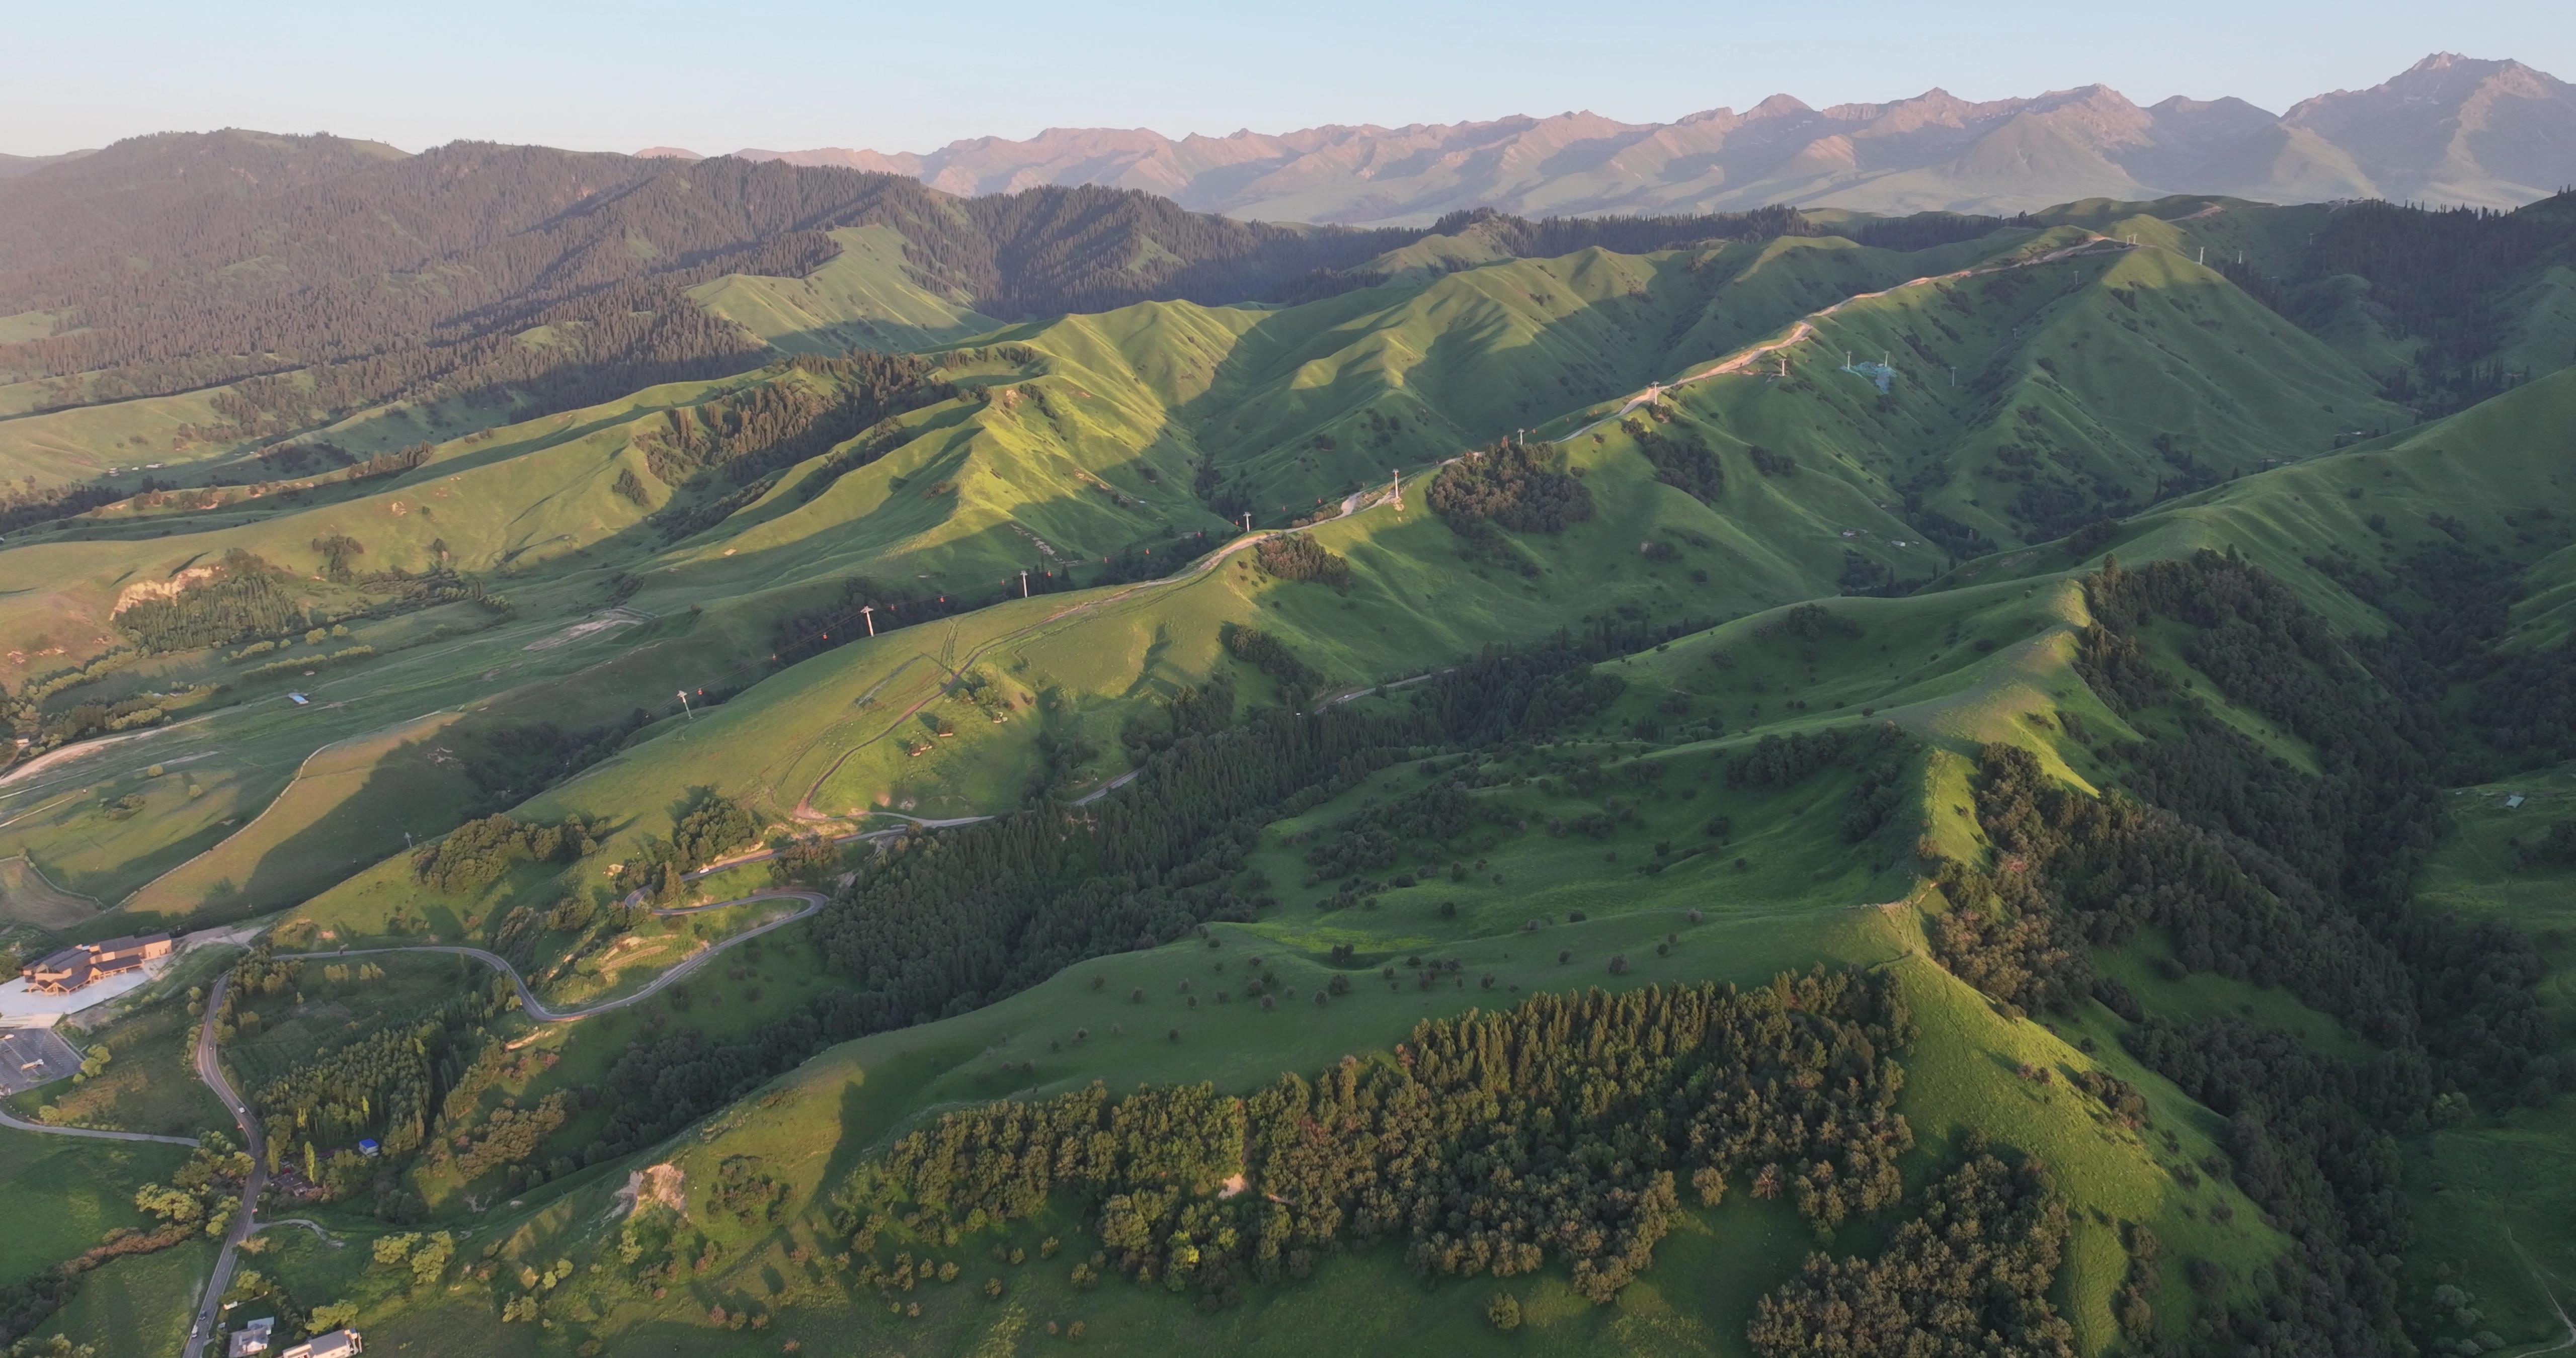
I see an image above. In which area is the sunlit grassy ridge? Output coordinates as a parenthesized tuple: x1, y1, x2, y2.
(689, 224, 1002, 355)
(14, 204, 2576, 1357)
(1940, 362, 2576, 631)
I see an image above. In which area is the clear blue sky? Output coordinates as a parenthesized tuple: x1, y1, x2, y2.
(6, 0, 2570, 157)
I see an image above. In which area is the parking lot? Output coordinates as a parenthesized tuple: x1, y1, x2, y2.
(0, 1026, 84, 1096)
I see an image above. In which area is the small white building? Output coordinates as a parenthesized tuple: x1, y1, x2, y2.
(226, 1317, 275, 1357)
(280, 1329, 362, 1358)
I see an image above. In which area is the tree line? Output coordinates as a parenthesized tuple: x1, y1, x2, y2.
(410, 813, 598, 895)
(851, 971, 1912, 1308)
(1930, 549, 2562, 1355)
(1429, 439, 1594, 534)
(564, 622, 1693, 1165)
(1747, 1145, 2074, 1357)
(631, 352, 953, 490)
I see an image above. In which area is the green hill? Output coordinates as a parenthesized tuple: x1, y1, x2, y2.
(7, 189, 2576, 1358)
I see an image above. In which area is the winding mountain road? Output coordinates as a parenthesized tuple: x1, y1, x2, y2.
(184, 972, 264, 1358)
(0, 1105, 201, 1146)
(1560, 234, 2133, 442)
(172, 887, 828, 1358)
(280, 889, 828, 1023)
(154, 230, 2146, 1357)
(783, 235, 2138, 830)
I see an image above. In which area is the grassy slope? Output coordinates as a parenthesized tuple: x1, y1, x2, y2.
(0, 382, 247, 485)
(37, 1237, 213, 1356)
(1570, 236, 2404, 555)
(0, 1131, 193, 1288)
(13, 220, 2564, 1353)
(4, 227, 2406, 935)
(2403, 765, 2576, 1352)
(268, 545, 2334, 1355)
(689, 224, 1001, 355)
(1940, 363, 2576, 633)
(349, 359, 2576, 1351)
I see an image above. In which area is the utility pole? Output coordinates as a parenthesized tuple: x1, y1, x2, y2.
(1391, 466, 1402, 511)
(677, 690, 694, 720)
(1019, 569, 1030, 599)
(860, 605, 876, 638)
(1241, 511, 1252, 533)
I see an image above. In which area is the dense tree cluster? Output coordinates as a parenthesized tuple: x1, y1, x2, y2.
(19, 693, 171, 757)
(573, 627, 1685, 1164)
(1429, 440, 1594, 533)
(109, 550, 300, 653)
(107, 547, 498, 658)
(1297, 782, 1488, 878)
(1752, 602, 1862, 645)
(854, 972, 1911, 1308)
(1747, 1147, 2074, 1357)
(2217, 192, 2576, 412)
(609, 793, 757, 902)
(0, 478, 135, 534)
(450, 1091, 578, 1180)
(253, 1021, 446, 1172)
(2121, 1016, 2420, 1357)
(1251, 532, 1351, 588)
(631, 353, 953, 489)
(1218, 623, 1319, 702)
(1619, 413, 1723, 502)
(1924, 550, 2564, 1354)
(410, 814, 596, 895)
(2308, 539, 2576, 777)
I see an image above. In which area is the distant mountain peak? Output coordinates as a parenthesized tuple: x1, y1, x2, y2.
(636, 146, 703, 160)
(640, 54, 2574, 223)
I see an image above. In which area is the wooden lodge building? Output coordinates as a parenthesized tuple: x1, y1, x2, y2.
(19, 932, 173, 994)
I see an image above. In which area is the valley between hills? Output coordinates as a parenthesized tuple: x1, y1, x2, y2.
(0, 119, 2572, 1358)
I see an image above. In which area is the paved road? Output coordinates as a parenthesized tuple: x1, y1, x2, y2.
(170, 888, 826, 1357)
(1559, 234, 2134, 442)
(151, 233, 2140, 1356)
(285, 889, 830, 1024)
(182, 972, 265, 1358)
(773, 241, 2138, 836)
(0, 1103, 201, 1146)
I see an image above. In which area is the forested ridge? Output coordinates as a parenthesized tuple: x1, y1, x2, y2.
(1929, 550, 2563, 1356)
(1748, 1147, 2075, 1357)
(565, 623, 1684, 1164)
(2223, 191, 2576, 411)
(0, 131, 2041, 493)
(848, 971, 1912, 1308)
(631, 351, 955, 510)
(17, 125, 2576, 1358)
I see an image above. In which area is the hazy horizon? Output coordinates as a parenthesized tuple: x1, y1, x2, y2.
(5, 0, 2570, 159)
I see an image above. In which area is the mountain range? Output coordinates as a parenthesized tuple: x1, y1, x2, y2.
(8, 53, 2576, 1356)
(642, 53, 2576, 222)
